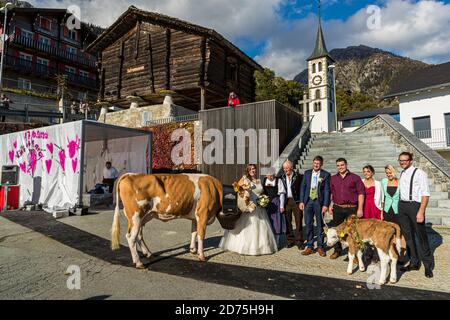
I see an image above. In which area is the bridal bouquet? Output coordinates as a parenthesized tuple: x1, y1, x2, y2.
(256, 195, 270, 208)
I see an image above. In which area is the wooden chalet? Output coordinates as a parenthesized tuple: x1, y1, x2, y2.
(87, 6, 263, 110)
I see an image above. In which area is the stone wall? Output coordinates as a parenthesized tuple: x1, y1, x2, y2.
(101, 103, 197, 129)
(0, 122, 44, 135)
(357, 114, 450, 191)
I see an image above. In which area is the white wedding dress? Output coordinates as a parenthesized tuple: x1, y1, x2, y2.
(219, 179, 278, 255)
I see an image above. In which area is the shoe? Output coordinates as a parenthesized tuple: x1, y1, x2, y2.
(400, 264, 421, 272)
(286, 242, 295, 248)
(330, 251, 340, 260)
(425, 268, 434, 278)
(317, 248, 326, 257)
(301, 247, 314, 256)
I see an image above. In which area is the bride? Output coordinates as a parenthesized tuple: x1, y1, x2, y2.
(219, 164, 278, 255)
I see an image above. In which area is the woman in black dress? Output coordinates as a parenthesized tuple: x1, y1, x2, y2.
(263, 170, 286, 248)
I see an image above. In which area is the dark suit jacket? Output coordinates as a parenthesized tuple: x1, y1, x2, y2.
(299, 169, 331, 207)
(279, 171, 303, 206)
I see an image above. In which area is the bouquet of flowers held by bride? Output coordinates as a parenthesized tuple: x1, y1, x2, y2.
(256, 195, 270, 208)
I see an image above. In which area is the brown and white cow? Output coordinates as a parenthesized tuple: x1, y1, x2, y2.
(325, 216, 406, 285)
(111, 173, 223, 268)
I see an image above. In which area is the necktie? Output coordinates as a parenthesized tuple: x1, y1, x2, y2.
(310, 173, 318, 200)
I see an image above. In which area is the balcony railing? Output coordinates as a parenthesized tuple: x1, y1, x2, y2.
(4, 55, 98, 88)
(415, 128, 450, 149)
(11, 35, 96, 68)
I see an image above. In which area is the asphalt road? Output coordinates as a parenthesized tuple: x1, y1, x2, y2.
(1, 210, 449, 300)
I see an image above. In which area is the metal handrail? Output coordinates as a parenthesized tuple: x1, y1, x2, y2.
(144, 113, 199, 126)
(415, 128, 450, 148)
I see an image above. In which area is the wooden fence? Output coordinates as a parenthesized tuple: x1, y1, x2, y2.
(199, 100, 302, 185)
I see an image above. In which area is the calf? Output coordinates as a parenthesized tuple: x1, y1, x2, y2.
(326, 216, 406, 285)
(111, 173, 223, 268)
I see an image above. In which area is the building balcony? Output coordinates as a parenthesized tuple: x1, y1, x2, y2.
(4, 55, 98, 89)
(10, 34, 97, 69)
(415, 128, 450, 150)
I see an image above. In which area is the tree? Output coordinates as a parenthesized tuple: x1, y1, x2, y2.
(336, 87, 378, 118)
(255, 68, 305, 108)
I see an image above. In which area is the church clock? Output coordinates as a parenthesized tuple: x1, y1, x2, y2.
(312, 75, 322, 85)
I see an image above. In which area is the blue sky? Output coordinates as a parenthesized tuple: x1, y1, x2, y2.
(32, 0, 450, 78)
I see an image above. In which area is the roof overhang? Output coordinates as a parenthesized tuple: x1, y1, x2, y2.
(87, 6, 262, 70)
(384, 82, 450, 99)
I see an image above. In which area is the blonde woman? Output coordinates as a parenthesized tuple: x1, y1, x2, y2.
(219, 164, 278, 255)
(381, 165, 401, 224)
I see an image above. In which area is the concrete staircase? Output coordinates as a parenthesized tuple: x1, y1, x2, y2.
(296, 130, 450, 226)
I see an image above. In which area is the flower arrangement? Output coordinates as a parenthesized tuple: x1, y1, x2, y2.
(256, 195, 270, 208)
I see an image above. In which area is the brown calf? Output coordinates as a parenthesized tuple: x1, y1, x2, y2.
(326, 216, 406, 285)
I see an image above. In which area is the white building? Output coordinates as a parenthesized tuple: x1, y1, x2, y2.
(299, 5, 337, 133)
(385, 61, 450, 156)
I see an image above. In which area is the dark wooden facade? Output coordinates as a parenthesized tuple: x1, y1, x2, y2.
(87, 6, 262, 110)
(199, 100, 303, 185)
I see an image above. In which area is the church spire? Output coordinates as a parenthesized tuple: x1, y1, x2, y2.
(307, 0, 333, 61)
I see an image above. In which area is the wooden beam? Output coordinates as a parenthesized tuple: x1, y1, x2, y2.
(148, 33, 155, 93)
(134, 20, 141, 59)
(200, 87, 206, 111)
(117, 41, 125, 99)
(199, 36, 207, 87)
(165, 28, 171, 90)
(100, 68, 105, 101)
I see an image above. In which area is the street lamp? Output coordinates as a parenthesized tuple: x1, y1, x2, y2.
(0, 2, 14, 94)
(328, 64, 338, 132)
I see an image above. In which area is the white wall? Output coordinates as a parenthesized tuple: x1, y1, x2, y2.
(399, 87, 450, 149)
(400, 87, 450, 131)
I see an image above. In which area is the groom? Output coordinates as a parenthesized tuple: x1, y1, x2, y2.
(299, 156, 331, 257)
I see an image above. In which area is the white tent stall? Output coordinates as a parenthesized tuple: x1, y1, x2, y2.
(0, 120, 152, 212)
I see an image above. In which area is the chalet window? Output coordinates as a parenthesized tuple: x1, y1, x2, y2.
(37, 57, 49, 66)
(18, 78, 31, 90)
(21, 30, 34, 40)
(38, 36, 51, 48)
(65, 66, 76, 75)
(67, 46, 77, 57)
(19, 52, 32, 68)
(79, 70, 89, 79)
(68, 29, 77, 41)
(39, 17, 52, 31)
(413, 116, 431, 139)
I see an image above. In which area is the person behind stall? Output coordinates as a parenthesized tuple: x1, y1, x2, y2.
(227, 92, 240, 107)
(1, 94, 12, 122)
(102, 161, 119, 193)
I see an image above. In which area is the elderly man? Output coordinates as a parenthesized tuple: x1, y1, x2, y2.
(278, 160, 304, 248)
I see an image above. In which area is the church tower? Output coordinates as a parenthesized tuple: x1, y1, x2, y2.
(306, 0, 337, 133)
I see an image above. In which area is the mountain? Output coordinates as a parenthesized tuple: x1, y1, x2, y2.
(293, 45, 428, 100)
